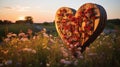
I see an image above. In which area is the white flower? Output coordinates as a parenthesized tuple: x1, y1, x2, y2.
(43, 28, 46, 32)
(31, 49, 37, 54)
(46, 47, 50, 50)
(5, 60, 12, 65)
(12, 33, 17, 37)
(0, 63, 3, 66)
(69, 44, 74, 48)
(23, 48, 36, 54)
(49, 34, 53, 37)
(77, 47, 82, 51)
(46, 63, 50, 67)
(43, 33, 49, 37)
(101, 32, 105, 35)
(79, 55, 84, 59)
(22, 48, 32, 52)
(7, 33, 13, 38)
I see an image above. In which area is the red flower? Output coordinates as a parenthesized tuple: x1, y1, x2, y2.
(64, 25, 71, 30)
(84, 25, 91, 31)
(58, 13, 63, 17)
(79, 29, 84, 33)
(91, 16, 98, 20)
(85, 7, 93, 13)
(79, 11, 84, 17)
(61, 19, 66, 23)
(71, 17, 76, 21)
(68, 14, 73, 19)
(84, 33, 89, 38)
(62, 9, 67, 13)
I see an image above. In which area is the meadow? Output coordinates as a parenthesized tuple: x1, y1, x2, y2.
(0, 19, 120, 67)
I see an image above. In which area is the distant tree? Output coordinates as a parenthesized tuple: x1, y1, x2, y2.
(0, 20, 3, 24)
(3, 20, 12, 24)
(43, 22, 50, 25)
(15, 20, 25, 24)
(25, 16, 33, 24)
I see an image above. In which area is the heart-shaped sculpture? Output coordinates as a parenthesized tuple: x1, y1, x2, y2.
(55, 3, 107, 56)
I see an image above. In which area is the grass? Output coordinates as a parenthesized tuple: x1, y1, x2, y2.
(0, 24, 34, 41)
(0, 23, 57, 42)
(0, 28, 120, 67)
(0, 19, 120, 67)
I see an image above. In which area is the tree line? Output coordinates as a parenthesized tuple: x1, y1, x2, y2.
(0, 16, 33, 24)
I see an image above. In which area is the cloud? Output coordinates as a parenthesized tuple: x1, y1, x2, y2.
(3, 6, 30, 12)
(15, 6, 30, 12)
(4, 6, 13, 9)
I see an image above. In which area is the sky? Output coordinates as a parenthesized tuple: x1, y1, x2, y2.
(0, 0, 120, 23)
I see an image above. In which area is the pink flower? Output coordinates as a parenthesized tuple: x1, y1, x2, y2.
(7, 32, 13, 38)
(27, 29, 33, 35)
(18, 32, 25, 37)
(20, 38, 29, 41)
(60, 59, 72, 65)
(4, 38, 10, 42)
(32, 49, 37, 54)
(5, 60, 12, 65)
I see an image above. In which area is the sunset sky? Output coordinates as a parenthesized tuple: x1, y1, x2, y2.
(0, 0, 120, 23)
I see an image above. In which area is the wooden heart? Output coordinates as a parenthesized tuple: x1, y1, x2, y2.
(55, 3, 107, 55)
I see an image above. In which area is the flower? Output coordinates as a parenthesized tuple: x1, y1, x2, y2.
(33, 35, 39, 39)
(49, 38, 55, 43)
(18, 32, 25, 37)
(0, 63, 3, 66)
(88, 53, 97, 56)
(4, 38, 10, 42)
(31, 49, 37, 54)
(22, 48, 37, 54)
(5, 60, 12, 65)
(73, 60, 78, 66)
(12, 33, 17, 37)
(61, 19, 66, 23)
(84, 25, 92, 31)
(42, 28, 47, 33)
(27, 29, 33, 35)
(43, 33, 49, 38)
(2, 50, 9, 54)
(79, 55, 84, 59)
(46, 63, 50, 67)
(20, 37, 29, 41)
(7, 32, 13, 38)
(22, 48, 32, 52)
(60, 59, 72, 65)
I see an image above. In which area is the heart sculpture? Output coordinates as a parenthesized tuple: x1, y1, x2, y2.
(55, 3, 107, 57)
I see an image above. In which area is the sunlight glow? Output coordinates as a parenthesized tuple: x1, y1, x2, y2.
(18, 16, 25, 20)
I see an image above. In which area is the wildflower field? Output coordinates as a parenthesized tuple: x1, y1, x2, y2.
(0, 22, 120, 67)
